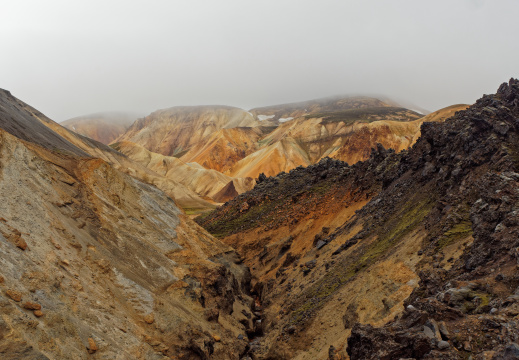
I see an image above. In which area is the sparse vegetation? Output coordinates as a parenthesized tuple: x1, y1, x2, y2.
(505, 143, 519, 167)
(438, 220, 473, 250)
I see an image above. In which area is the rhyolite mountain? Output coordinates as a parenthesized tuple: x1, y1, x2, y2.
(115, 105, 261, 158)
(197, 79, 519, 359)
(113, 97, 443, 182)
(86, 96, 446, 207)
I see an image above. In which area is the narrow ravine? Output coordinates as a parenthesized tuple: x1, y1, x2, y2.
(241, 290, 265, 359)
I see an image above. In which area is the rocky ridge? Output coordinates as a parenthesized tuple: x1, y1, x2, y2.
(198, 79, 519, 359)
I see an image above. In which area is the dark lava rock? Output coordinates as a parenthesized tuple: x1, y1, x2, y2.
(347, 323, 432, 360)
(257, 173, 268, 183)
(437, 340, 450, 350)
(492, 343, 519, 360)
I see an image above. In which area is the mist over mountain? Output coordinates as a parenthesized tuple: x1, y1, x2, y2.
(2, 1, 519, 359)
(2, 1, 518, 120)
(62, 112, 140, 145)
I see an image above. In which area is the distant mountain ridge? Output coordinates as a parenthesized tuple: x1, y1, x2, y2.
(64, 95, 465, 205)
(62, 111, 139, 145)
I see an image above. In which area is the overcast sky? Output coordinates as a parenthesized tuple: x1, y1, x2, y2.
(1, 0, 518, 121)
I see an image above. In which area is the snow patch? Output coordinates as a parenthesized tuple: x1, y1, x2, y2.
(257, 114, 275, 121)
(411, 109, 424, 115)
(279, 117, 294, 123)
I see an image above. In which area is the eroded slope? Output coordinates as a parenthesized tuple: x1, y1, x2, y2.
(113, 141, 255, 204)
(179, 127, 268, 174)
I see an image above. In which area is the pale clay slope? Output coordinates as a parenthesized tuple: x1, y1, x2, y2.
(113, 140, 255, 201)
(0, 128, 253, 359)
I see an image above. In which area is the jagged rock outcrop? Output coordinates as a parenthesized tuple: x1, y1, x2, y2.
(198, 79, 519, 359)
(346, 78, 519, 359)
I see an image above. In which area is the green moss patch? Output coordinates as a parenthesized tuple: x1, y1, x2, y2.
(438, 220, 473, 250)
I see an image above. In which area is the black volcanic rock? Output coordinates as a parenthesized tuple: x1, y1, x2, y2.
(0, 89, 88, 156)
(347, 79, 519, 359)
